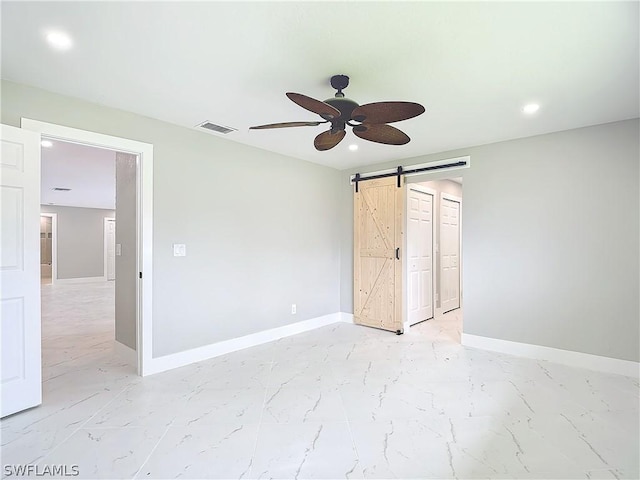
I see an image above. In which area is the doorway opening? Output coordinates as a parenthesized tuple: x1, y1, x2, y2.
(39, 138, 136, 386)
(404, 177, 463, 339)
(351, 157, 468, 338)
(22, 118, 153, 378)
(39, 213, 56, 285)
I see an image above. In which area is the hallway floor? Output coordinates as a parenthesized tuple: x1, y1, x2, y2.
(1, 282, 638, 479)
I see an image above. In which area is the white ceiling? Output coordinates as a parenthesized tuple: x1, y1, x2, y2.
(41, 140, 115, 210)
(2, 2, 638, 170)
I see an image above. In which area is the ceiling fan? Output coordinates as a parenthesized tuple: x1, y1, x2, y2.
(250, 75, 425, 151)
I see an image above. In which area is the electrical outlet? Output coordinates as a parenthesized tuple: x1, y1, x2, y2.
(173, 244, 186, 257)
(291, 304, 297, 315)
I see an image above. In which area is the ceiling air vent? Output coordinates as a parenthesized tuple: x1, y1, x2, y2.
(52, 187, 71, 192)
(196, 121, 237, 135)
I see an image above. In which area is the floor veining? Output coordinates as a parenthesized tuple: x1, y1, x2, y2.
(1, 282, 638, 479)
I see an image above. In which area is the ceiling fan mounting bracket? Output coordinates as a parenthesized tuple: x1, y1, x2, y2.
(330, 74, 349, 97)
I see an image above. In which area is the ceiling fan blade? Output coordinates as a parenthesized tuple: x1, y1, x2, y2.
(287, 92, 341, 119)
(250, 121, 327, 130)
(351, 102, 425, 124)
(352, 124, 410, 145)
(314, 129, 346, 151)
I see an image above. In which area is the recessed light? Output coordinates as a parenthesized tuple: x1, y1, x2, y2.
(522, 103, 540, 114)
(41, 140, 53, 148)
(46, 31, 73, 50)
(349, 144, 359, 151)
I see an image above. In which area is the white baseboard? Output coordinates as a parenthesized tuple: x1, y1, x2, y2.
(114, 341, 137, 366)
(340, 312, 354, 324)
(55, 276, 106, 284)
(461, 333, 640, 378)
(145, 312, 344, 376)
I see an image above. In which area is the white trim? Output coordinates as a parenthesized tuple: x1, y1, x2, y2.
(441, 192, 462, 204)
(340, 312, 355, 324)
(21, 118, 153, 376)
(103, 217, 116, 281)
(146, 313, 344, 375)
(55, 276, 106, 284)
(39, 212, 57, 284)
(349, 155, 470, 184)
(461, 333, 640, 378)
(405, 184, 437, 327)
(114, 341, 137, 366)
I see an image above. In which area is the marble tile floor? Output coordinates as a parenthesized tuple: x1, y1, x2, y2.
(1, 281, 638, 479)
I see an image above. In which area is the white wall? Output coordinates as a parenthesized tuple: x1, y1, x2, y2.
(7, 81, 639, 365)
(4, 81, 342, 358)
(340, 119, 639, 363)
(40, 205, 115, 279)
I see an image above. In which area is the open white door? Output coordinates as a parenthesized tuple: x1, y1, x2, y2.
(440, 194, 461, 314)
(407, 185, 435, 325)
(1, 124, 42, 417)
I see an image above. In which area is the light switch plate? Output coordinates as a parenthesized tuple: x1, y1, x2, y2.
(115, 244, 122, 256)
(173, 244, 186, 257)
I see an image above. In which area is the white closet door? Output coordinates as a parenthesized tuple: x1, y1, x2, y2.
(440, 196, 461, 313)
(407, 186, 434, 325)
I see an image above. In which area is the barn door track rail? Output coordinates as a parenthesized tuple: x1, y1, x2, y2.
(351, 155, 470, 192)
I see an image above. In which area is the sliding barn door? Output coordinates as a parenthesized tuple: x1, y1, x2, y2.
(354, 177, 404, 333)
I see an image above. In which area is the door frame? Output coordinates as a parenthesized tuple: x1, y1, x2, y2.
(440, 192, 462, 314)
(103, 217, 116, 282)
(404, 184, 437, 328)
(39, 212, 58, 284)
(21, 118, 153, 376)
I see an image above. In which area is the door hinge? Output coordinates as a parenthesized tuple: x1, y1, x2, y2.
(139, 272, 142, 279)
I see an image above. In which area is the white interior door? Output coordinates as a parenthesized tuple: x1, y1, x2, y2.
(105, 218, 116, 281)
(1, 124, 42, 417)
(440, 195, 461, 314)
(407, 185, 434, 325)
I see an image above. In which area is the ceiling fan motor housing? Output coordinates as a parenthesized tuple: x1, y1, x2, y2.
(323, 96, 359, 129)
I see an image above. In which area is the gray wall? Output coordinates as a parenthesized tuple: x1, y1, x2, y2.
(3, 81, 342, 358)
(115, 152, 137, 349)
(40, 205, 115, 279)
(340, 119, 639, 362)
(413, 179, 463, 309)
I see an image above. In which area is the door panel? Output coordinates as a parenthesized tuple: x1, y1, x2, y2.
(1, 124, 41, 418)
(441, 196, 461, 313)
(354, 177, 404, 332)
(407, 187, 434, 325)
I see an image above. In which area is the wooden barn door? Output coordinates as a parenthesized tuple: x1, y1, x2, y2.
(354, 177, 404, 333)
